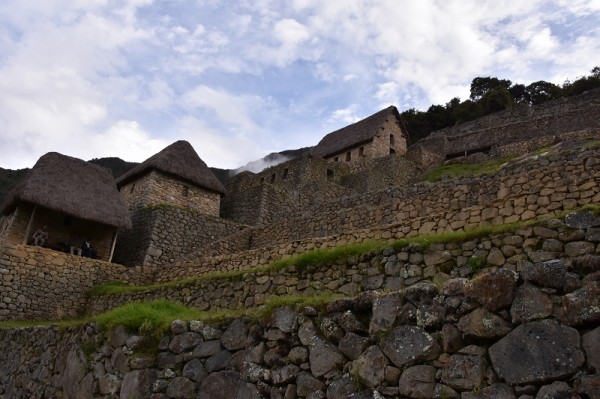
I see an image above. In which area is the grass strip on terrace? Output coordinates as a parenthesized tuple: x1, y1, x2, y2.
(90, 204, 600, 297)
(424, 156, 513, 182)
(0, 293, 345, 335)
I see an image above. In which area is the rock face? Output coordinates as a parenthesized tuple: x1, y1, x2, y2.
(489, 320, 585, 385)
(3, 210, 600, 398)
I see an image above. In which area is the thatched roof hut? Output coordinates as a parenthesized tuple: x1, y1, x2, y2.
(1, 152, 131, 229)
(312, 106, 407, 158)
(116, 140, 226, 195)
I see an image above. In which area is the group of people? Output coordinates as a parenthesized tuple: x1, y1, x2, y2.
(70, 239, 95, 258)
(31, 226, 97, 258)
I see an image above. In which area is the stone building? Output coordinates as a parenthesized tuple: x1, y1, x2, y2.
(0, 152, 131, 262)
(117, 140, 226, 216)
(311, 105, 409, 168)
(112, 141, 235, 268)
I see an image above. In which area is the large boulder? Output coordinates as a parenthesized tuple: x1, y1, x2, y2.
(349, 346, 387, 388)
(119, 369, 156, 399)
(463, 269, 518, 311)
(488, 320, 584, 385)
(398, 365, 436, 398)
(379, 326, 439, 369)
(458, 307, 512, 339)
(308, 337, 346, 377)
(197, 371, 260, 399)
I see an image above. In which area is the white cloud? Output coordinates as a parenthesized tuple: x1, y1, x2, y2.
(328, 106, 360, 125)
(86, 120, 168, 162)
(0, 0, 599, 171)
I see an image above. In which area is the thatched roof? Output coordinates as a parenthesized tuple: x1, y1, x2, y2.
(312, 106, 406, 158)
(116, 141, 226, 195)
(1, 152, 132, 229)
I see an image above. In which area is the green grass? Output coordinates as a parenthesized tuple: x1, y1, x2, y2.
(424, 157, 512, 182)
(90, 217, 545, 298)
(93, 299, 204, 334)
(0, 292, 346, 335)
(582, 139, 600, 149)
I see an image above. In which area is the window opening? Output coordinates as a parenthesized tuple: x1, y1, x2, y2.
(270, 173, 276, 183)
(327, 169, 334, 181)
(359, 146, 365, 157)
(389, 148, 396, 155)
(390, 133, 395, 145)
(334, 157, 339, 162)
(345, 151, 351, 162)
(282, 168, 289, 179)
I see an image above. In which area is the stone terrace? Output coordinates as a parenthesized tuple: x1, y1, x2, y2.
(151, 136, 600, 282)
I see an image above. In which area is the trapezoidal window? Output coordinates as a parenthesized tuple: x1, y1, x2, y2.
(333, 156, 339, 162)
(327, 169, 334, 181)
(282, 168, 289, 179)
(390, 148, 396, 155)
(260, 177, 265, 184)
(390, 133, 395, 145)
(270, 173, 276, 183)
(345, 151, 351, 162)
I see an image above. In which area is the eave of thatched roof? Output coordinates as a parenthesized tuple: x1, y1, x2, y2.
(116, 140, 226, 195)
(312, 106, 407, 158)
(1, 152, 132, 229)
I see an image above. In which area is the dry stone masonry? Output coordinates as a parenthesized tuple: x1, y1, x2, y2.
(2, 243, 600, 397)
(0, 91, 600, 398)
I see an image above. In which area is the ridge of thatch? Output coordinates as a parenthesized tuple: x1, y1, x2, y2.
(1, 152, 132, 229)
(116, 141, 226, 195)
(312, 106, 406, 158)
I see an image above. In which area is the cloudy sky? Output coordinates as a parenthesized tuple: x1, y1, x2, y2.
(0, 0, 598, 170)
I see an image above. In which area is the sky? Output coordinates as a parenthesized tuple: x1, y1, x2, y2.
(0, 0, 599, 171)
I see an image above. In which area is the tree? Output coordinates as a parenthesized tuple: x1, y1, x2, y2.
(470, 77, 512, 101)
(452, 99, 483, 123)
(401, 108, 432, 143)
(524, 81, 563, 105)
(481, 87, 513, 114)
(564, 67, 600, 96)
(509, 83, 528, 104)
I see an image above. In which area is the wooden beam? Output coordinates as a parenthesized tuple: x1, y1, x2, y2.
(108, 230, 118, 263)
(22, 205, 37, 245)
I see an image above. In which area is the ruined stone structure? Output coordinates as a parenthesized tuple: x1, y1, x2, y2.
(312, 106, 409, 169)
(409, 88, 600, 167)
(0, 90, 600, 398)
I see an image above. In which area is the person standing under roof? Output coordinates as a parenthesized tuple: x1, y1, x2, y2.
(32, 225, 48, 246)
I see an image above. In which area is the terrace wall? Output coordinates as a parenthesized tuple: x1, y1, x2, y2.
(0, 244, 142, 321)
(113, 206, 245, 268)
(180, 139, 599, 274)
(408, 88, 600, 166)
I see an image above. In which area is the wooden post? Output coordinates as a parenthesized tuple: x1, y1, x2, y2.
(108, 230, 118, 263)
(22, 206, 37, 245)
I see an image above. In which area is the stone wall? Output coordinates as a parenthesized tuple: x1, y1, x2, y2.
(120, 171, 221, 216)
(113, 206, 245, 268)
(324, 118, 408, 167)
(189, 141, 600, 265)
(90, 210, 600, 315)
(222, 156, 351, 226)
(0, 244, 139, 321)
(409, 89, 600, 166)
(4, 210, 600, 398)
(339, 155, 421, 195)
